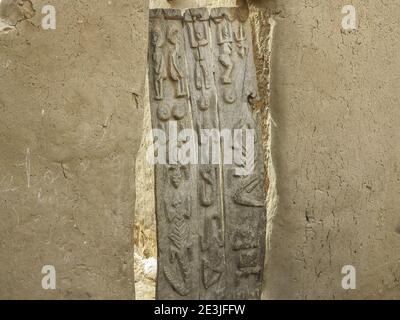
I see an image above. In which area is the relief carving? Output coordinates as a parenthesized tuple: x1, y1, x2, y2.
(150, 9, 199, 299)
(232, 288, 261, 300)
(232, 225, 259, 251)
(157, 104, 187, 122)
(157, 104, 171, 122)
(200, 213, 225, 291)
(210, 6, 265, 300)
(167, 26, 187, 98)
(223, 87, 236, 104)
(202, 232, 224, 289)
(149, 7, 265, 300)
(183, 8, 227, 299)
(234, 24, 248, 59)
(233, 226, 262, 281)
(185, 11, 211, 90)
(199, 166, 216, 207)
(197, 94, 210, 111)
(232, 119, 264, 207)
(216, 17, 234, 84)
(163, 165, 193, 296)
(233, 177, 264, 207)
(151, 26, 167, 100)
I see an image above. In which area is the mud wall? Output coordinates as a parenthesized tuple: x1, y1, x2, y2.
(261, 0, 400, 299)
(0, 0, 148, 299)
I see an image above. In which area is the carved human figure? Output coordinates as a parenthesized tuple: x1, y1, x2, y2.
(151, 26, 167, 100)
(167, 26, 186, 98)
(217, 19, 234, 84)
(163, 165, 193, 296)
(234, 24, 248, 58)
(187, 19, 211, 90)
(197, 93, 210, 111)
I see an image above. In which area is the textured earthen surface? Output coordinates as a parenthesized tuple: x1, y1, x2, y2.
(0, 0, 147, 299)
(262, 0, 400, 299)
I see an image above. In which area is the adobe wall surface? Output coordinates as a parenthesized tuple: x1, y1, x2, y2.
(0, 0, 148, 299)
(261, 0, 400, 299)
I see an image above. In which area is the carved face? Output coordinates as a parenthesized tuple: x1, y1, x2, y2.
(171, 197, 182, 209)
(167, 26, 179, 45)
(169, 166, 183, 189)
(152, 28, 163, 47)
(194, 23, 204, 41)
(197, 96, 210, 111)
(157, 105, 170, 121)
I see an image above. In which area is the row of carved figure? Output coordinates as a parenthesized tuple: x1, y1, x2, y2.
(150, 11, 249, 101)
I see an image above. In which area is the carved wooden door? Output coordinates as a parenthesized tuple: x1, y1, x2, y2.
(148, 7, 266, 300)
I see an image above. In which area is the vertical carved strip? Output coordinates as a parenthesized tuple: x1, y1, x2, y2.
(183, 8, 227, 300)
(210, 7, 266, 300)
(149, 6, 266, 301)
(149, 9, 199, 300)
